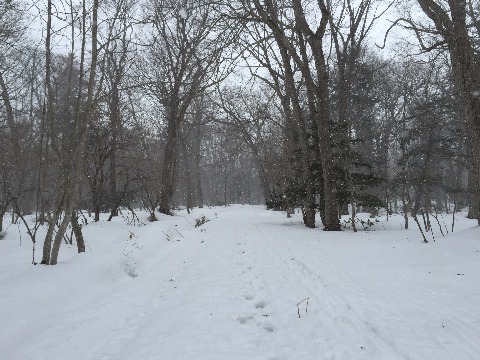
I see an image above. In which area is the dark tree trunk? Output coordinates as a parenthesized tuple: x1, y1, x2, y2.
(468, 164, 479, 220)
(196, 166, 203, 208)
(50, 212, 72, 265)
(402, 189, 409, 230)
(71, 210, 85, 253)
(41, 222, 54, 264)
(280, 41, 316, 228)
(303, 193, 316, 228)
(109, 84, 119, 219)
(193, 117, 204, 208)
(41, 198, 64, 264)
(159, 110, 178, 215)
(292, 0, 340, 230)
(313, 51, 340, 231)
(181, 135, 193, 213)
(94, 205, 100, 222)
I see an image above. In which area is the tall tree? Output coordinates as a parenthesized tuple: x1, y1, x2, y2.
(42, 0, 99, 264)
(0, 0, 27, 230)
(236, 0, 340, 230)
(414, 0, 480, 223)
(145, 0, 233, 215)
(327, 0, 389, 229)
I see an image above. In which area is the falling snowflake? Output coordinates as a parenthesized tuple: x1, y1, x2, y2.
(472, 90, 480, 98)
(179, 8, 187, 19)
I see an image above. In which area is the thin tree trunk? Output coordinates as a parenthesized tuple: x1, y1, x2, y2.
(42, 208, 62, 264)
(351, 201, 357, 232)
(0, 72, 18, 146)
(71, 210, 85, 253)
(452, 193, 457, 232)
(50, 212, 72, 265)
(402, 188, 409, 230)
(411, 189, 428, 243)
(109, 79, 120, 219)
(224, 167, 227, 206)
(196, 166, 203, 208)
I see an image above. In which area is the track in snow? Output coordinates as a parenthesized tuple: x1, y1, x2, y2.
(1, 205, 479, 360)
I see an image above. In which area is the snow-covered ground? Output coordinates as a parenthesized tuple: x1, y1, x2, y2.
(1, 205, 479, 360)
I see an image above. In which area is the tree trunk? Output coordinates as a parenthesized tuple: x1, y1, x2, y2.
(402, 189, 409, 230)
(71, 210, 85, 253)
(224, 168, 227, 206)
(50, 212, 72, 265)
(468, 152, 480, 220)
(0, 71, 20, 157)
(109, 84, 119, 219)
(94, 205, 100, 222)
(279, 40, 317, 228)
(351, 200, 357, 232)
(182, 135, 193, 212)
(313, 54, 340, 231)
(159, 110, 178, 215)
(304, 179, 316, 228)
(292, 0, 340, 230)
(42, 216, 58, 264)
(411, 190, 428, 242)
(196, 167, 203, 208)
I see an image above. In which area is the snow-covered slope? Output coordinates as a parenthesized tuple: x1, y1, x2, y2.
(1, 206, 479, 360)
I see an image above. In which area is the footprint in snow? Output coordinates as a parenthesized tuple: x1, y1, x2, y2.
(244, 294, 254, 301)
(237, 315, 254, 324)
(255, 301, 268, 309)
(263, 323, 275, 333)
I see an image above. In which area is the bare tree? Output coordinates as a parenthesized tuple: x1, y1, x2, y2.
(327, 0, 391, 230)
(413, 0, 480, 224)
(0, 0, 27, 230)
(233, 0, 340, 229)
(41, 0, 100, 265)
(231, 9, 321, 225)
(103, 0, 138, 220)
(383, 1, 480, 223)
(217, 86, 285, 207)
(143, 0, 234, 215)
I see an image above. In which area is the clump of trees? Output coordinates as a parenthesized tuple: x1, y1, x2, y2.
(0, 0, 478, 264)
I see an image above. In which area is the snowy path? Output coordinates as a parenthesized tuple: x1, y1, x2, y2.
(1, 205, 479, 360)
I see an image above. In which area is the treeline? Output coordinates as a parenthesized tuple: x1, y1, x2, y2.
(0, 0, 478, 264)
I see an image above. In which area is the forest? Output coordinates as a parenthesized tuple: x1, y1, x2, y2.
(2, 1, 480, 359)
(0, 0, 479, 265)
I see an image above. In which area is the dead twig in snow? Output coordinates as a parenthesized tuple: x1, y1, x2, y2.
(297, 297, 309, 318)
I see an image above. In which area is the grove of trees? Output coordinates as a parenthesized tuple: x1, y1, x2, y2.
(0, 0, 478, 263)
